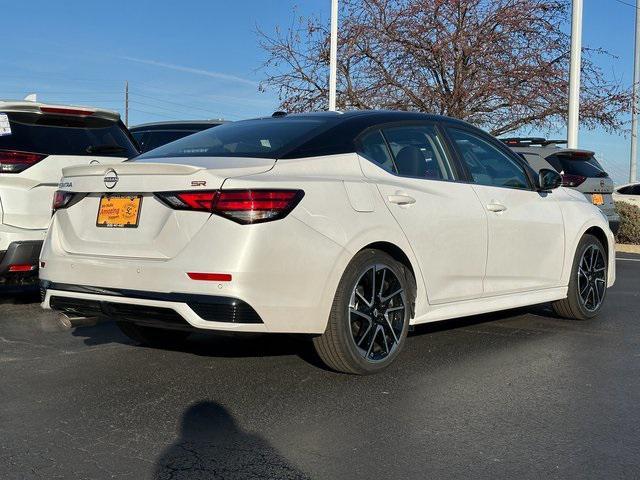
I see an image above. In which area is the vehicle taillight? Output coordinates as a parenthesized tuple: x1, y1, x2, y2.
(52, 190, 86, 213)
(40, 106, 94, 116)
(561, 174, 587, 187)
(155, 189, 304, 224)
(0, 150, 47, 173)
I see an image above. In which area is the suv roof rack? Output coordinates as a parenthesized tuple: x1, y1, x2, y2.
(500, 137, 567, 147)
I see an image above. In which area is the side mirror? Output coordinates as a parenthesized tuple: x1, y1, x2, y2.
(537, 168, 562, 191)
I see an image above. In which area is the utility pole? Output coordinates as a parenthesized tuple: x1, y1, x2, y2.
(328, 0, 338, 111)
(124, 80, 129, 127)
(630, 0, 640, 183)
(567, 0, 583, 149)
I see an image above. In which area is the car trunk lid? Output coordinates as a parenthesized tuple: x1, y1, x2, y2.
(53, 158, 275, 260)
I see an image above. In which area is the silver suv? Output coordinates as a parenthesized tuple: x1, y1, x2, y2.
(502, 138, 619, 233)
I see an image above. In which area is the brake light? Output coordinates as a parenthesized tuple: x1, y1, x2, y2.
(561, 174, 587, 187)
(155, 189, 304, 224)
(0, 150, 47, 173)
(40, 106, 94, 116)
(52, 190, 86, 213)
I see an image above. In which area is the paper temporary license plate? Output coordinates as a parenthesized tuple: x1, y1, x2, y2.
(96, 195, 142, 228)
(592, 193, 604, 206)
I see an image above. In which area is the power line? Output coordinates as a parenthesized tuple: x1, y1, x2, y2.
(128, 108, 178, 121)
(613, 0, 638, 9)
(130, 90, 232, 119)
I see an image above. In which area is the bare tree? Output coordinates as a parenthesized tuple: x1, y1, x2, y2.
(258, 0, 630, 136)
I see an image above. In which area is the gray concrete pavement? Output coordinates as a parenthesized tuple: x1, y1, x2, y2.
(1, 256, 639, 479)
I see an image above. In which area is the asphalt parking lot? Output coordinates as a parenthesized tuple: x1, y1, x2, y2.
(1, 255, 639, 480)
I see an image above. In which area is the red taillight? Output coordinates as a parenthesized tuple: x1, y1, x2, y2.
(214, 190, 302, 223)
(52, 190, 85, 213)
(0, 150, 47, 173)
(155, 189, 304, 224)
(561, 174, 587, 187)
(176, 192, 218, 211)
(40, 106, 94, 116)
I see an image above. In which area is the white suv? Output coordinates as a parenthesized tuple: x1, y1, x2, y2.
(0, 101, 138, 285)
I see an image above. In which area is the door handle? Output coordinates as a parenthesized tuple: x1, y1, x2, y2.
(486, 202, 507, 212)
(388, 195, 416, 205)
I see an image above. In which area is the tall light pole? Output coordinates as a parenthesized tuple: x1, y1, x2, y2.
(328, 0, 338, 111)
(630, 0, 640, 183)
(124, 80, 129, 127)
(567, 0, 583, 149)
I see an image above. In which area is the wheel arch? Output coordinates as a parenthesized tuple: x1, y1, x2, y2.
(354, 240, 422, 319)
(583, 226, 609, 259)
(564, 220, 616, 288)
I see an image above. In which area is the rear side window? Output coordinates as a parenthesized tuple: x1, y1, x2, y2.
(137, 118, 330, 160)
(358, 130, 396, 173)
(382, 125, 455, 180)
(0, 112, 138, 158)
(133, 130, 198, 153)
(545, 154, 608, 178)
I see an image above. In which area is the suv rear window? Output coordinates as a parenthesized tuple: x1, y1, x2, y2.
(0, 112, 138, 158)
(136, 118, 330, 160)
(545, 154, 608, 178)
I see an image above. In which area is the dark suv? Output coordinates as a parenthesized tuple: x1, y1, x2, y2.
(502, 138, 619, 233)
(130, 120, 226, 153)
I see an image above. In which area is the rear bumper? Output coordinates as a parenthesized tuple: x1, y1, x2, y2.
(0, 240, 42, 277)
(608, 217, 620, 235)
(43, 282, 265, 332)
(39, 213, 349, 334)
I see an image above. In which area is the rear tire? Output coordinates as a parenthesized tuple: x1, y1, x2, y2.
(116, 321, 191, 347)
(313, 249, 414, 375)
(552, 234, 608, 320)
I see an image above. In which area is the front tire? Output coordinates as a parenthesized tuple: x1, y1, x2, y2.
(116, 321, 191, 347)
(313, 249, 413, 374)
(553, 234, 608, 320)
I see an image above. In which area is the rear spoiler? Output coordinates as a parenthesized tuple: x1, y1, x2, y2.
(0, 101, 120, 123)
(552, 149, 595, 159)
(500, 138, 567, 147)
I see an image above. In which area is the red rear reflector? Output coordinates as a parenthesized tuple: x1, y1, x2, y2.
(0, 150, 47, 173)
(187, 272, 232, 282)
(8, 264, 37, 272)
(40, 106, 94, 116)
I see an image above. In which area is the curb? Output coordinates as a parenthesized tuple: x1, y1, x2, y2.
(616, 244, 640, 254)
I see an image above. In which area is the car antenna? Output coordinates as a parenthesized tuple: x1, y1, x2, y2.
(272, 111, 288, 117)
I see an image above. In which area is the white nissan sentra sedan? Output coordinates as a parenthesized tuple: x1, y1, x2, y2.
(40, 111, 615, 374)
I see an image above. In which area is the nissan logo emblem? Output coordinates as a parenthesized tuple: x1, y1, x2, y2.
(104, 169, 119, 189)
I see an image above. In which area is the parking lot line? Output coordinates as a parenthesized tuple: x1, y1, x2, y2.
(616, 257, 640, 262)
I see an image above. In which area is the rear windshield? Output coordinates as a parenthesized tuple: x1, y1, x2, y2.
(545, 154, 608, 178)
(132, 130, 199, 153)
(136, 118, 330, 160)
(0, 111, 138, 158)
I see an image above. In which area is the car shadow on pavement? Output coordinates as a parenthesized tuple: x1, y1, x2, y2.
(154, 400, 310, 480)
(68, 304, 555, 372)
(71, 319, 321, 361)
(0, 287, 40, 305)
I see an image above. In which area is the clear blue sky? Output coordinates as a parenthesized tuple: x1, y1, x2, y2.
(1, 0, 637, 183)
